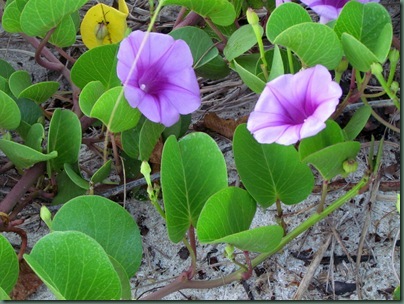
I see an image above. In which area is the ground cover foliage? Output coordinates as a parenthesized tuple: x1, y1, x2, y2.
(0, 0, 400, 300)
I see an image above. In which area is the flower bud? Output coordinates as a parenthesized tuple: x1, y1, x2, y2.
(389, 49, 400, 64)
(40, 205, 53, 231)
(390, 81, 399, 94)
(246, 8, 259, 26)
(370, 62, 383, 75)
(342, 158, 358, 174)
(335, 57, 348, 74)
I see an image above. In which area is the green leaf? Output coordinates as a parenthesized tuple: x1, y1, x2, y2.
(18, 81, 59, 104)
(0, 90, 21, 130)
(0, 234, 19, 294)
(25, 123, 45, 151)
(162, 0, 236, 26)
(301, 141, 361, 180)
(265, 2, 312, 43)
(71, 44, 120, 90)
(52, 170, 86, 205)
(121, 123, 142, 159)
(64, 163, 89, 190)
(334, 1, 392, 71)
(79, 80, 106, 117)
(20, 0, 88, 37)
(232, 59, 266, 94)
(0, 59, 16, 79)
(195, 54, 230, 79)
(170, 26, 218, 69)
(233, 124, 314, 207)
(108, 256, 132, 300)
(0, 287, 11, 300)
(161, 133, 228, 243)
(273, 22, 343, 69)
(1, 0, 28, 32)
(343, 105, 372, 141)
(47, 109, 82, 172)
(24, 231, 121, 300)
(0, 139, 57, 169)
(91, 159, 112, 184)
(47, 13, 77, 47)
(15, 98, 43, 126)
(224, 24, 263, 62)
(9, 70, 31, 98)
(52, 195, 143, 277)
(90, 86, 141, 133)
(299, 120, 344, 161)
(263, 48, 301, 75)
(162, 114, 192, 140)
(139, 120, 165, 161)
(267, 44, 284, 81)
(217, 226, 283, 253)
(393, 285, 400, 300)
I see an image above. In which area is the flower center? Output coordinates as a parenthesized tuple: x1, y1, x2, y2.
(140, 83, 147, 91)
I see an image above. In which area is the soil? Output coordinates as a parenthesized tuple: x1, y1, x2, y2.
(0, 0, 400, 300)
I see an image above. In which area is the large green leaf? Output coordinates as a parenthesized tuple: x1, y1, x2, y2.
(224, 24, 263, 62)
(79, 81, 106, 117)
(46, 13, 77, 47)
(266, 2, 312, 43)
(161, 133, 228, 243)
(0, 287, 11, 300)
(90, 86, 141, 133)
(0, 234, 19, 294)
(170, 26, 218, 69)
(24, 231, 121, 300)
(0, 90, 21, 130)
(1, 0, 29, 32)
(233, 124, 314, 207)
(273, 23, 343, 69)
(18, 82, 59, 104)
(71, 44, 121, 90)
(334, 1, 392, 71)
(161, 0, 236, 26)
(0, 139, 57, 169)
(20, 0, 88, 37)
(52, 195, 143, 277)
(47, 109, 81, 172)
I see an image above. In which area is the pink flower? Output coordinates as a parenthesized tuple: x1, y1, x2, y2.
(247, 65, 342, 145)
(117, 31, 200, 127)
(300, 0, 380, 23)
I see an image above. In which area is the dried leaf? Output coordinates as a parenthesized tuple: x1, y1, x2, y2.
(202, 112, 248, 139)
(11, 259, 43, 300)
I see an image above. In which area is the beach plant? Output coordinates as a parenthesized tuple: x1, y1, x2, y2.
(0, 0, 399, 300)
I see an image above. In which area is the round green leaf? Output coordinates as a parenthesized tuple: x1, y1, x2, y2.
(0, 139, 57, 169)
(9, 70, 31, 98)
(343, 105, 372, 141)
(233, 124, 314, 207)
(0, 287, 11, 300)
(25, 123, 45, 151)
(265, 2, 312, 43)
(24, 231, 121, 300)
(18, 81, 59, 104)
(0, 59, 16, 79)
(0, 234, 19, 294)
(71, 44, 120, 90)
(52, 195, 143, 277)
(20, 0, 88, 37)
(197, 187, 257, 242)
(274, 22, 343, 69)
(0, 90, 21, 130)
(224, 24, 263, 62)
(162, 0, 236, 26)
(90, 86, 141, 133)
(1, 0, 28, 33)
(79, 81, 106, 117)
(47, 109, 82, 172)
(161, 133, 228, 243)
(47, 13, 77, 47)
(170, 26, 219, 69)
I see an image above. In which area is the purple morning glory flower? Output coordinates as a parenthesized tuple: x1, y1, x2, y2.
(300, 0, 380, 23)
(117, 30, 201, 127)
(247, 65, 342, 145)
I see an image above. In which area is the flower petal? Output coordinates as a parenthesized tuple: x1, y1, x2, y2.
(137, 94, 161, 123)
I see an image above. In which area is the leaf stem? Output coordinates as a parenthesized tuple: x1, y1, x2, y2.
(317, 179, 328, 213)
(286, 47, 294, 74)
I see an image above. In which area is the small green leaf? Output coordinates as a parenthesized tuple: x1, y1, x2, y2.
(24, 231, 121, 300)
(0, 139, 57, 169)
(9, 70, 31, 98)
(273, 22, 343, 69)
(265, 2, 312, 43)
(52, 195, 143, 277)
(47, 13, 77, 47)
(0, 59, 16, 79)
(233, 124, 314, 207)
(47, 109, 82, 172)
(121, 123, 142, 159)
(170, 26, 218, 69)
(0, 90, 21, 130)
(108, 256, 132, 300)
(90, 86, 141, 133)
(0, 234, 19, 294)
(79, 80, 106, 117)
(195, 54, 230, 79)
(15, 98, 43, 126)
(25, 123, 45, 151)
(71, 44, 121, 90)
(64, 163, 90, 190)
(91, 159, 112, 184)
(267, 44, 284, 81)
(161, 133, 228, 243)
(224, 24, 263, 62)
(343, 105, 372, 141)
(162, 114, 192, 140)
(1, 0, 28, 33)
(162, 0, 236, 26)
(232, 59, 266, 94)
(52, 170, 86, 205)
(139, 120, 165, 161)
(18, 81, 59, 104)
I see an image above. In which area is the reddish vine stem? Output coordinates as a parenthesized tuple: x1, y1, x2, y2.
(4, 226, 27, 261)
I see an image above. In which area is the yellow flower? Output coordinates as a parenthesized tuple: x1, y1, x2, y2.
(80, 0, 129, 49)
